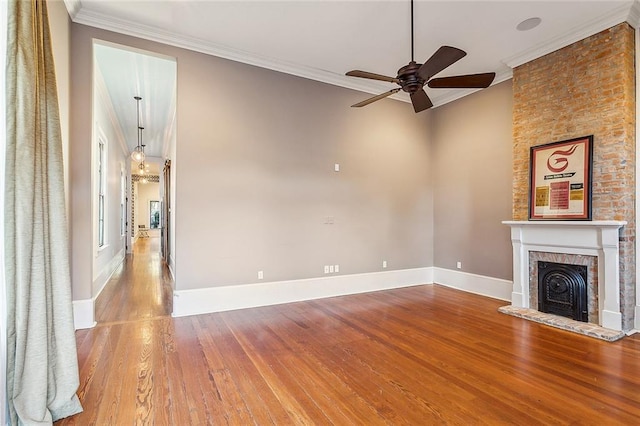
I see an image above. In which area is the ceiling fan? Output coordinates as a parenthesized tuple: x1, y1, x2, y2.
(345, 0, 496, 113)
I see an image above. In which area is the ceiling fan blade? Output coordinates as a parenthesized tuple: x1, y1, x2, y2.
(346, 70, 400, 84)
(428, 72, 496, 89)
(410, 89, 433, 113)
(351, 88, 401, 108)
(417, 46, 466, 81)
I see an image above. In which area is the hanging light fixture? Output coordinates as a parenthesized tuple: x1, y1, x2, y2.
(138, 127, 146, 173)
(131, 96, 145, 163)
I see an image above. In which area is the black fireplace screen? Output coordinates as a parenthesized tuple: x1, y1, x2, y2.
(538, 261, 588, 322)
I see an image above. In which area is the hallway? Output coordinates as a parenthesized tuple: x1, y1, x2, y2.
(95, 237, 173, 323)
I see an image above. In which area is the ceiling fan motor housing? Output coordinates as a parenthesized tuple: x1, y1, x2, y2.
(397, 61, 424, 93)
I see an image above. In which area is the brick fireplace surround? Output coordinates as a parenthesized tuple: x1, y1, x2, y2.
(503, 23, 636, 337)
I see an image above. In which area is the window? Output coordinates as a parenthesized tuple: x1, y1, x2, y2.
(150, 201, 160, 229)
(97, 137, 106, 247)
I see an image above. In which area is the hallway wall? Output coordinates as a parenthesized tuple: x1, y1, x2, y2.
(92, 67, 129, 297)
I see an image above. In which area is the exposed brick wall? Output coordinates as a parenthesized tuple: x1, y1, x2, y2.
(512, 23, 636, 330)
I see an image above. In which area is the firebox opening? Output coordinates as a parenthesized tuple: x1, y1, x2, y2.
(538, 261, 588, 322)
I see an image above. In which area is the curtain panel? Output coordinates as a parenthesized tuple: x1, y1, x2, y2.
(5, 0, 82, 423)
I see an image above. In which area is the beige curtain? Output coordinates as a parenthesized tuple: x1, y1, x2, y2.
(5, 0, 83, 423)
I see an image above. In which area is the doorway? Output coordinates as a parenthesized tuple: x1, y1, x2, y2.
(92, 40, 176, 322)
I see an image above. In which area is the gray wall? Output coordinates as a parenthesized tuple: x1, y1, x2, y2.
(176, 49, 435, 289)
(69, 24, 435, 298)
(431, 81, 513, 280)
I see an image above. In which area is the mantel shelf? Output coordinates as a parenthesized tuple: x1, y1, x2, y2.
(502, 220, 626, 228)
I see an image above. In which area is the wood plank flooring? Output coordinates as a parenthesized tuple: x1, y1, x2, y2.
(94, 237, 173, 323)
(58, 246, 640, 424)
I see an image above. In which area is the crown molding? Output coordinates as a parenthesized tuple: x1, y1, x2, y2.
(502, 2, 634, 69)
(70, 6, 411, 104)
(67, 1, 634, 111)
(66, 5, 503, 109)
(63, 0, 82, 21)
(627, 0, 640, 28)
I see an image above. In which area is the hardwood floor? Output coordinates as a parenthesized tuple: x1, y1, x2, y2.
(94, 237, 173, 323)
(58, 253, 640, 424)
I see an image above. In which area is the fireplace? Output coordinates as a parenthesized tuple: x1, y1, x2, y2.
(537, 261, 588, 322)
(502, 220, 626, 333)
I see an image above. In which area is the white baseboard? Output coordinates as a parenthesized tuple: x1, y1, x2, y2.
(74, 250, 125, 330)
(93, 248, 125, 299)
(433, 267, 512, 301)
(72, 298, 96, 329)
(167, 254, 175, 281)
(173, 267, 433, 317)
(79, 265, 509, 324)
(635, 305, 640, 330)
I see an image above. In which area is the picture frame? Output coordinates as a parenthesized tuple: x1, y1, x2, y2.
(529, 135, 593, 220)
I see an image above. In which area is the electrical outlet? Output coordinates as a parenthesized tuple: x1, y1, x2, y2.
(456, 261, 462, 269)
(334, 163, 340, 172)
(324, 265, 329, 274)
(258, 270, 264, 280)
(382, 260, 387, 268)
(335, 264, 339, 273)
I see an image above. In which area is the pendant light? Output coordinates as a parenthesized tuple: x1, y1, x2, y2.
(131, 96, 145, 163)
(138, 126, 146, 173)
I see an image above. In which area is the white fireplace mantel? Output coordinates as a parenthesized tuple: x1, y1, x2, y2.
(502, 220, 627, 331)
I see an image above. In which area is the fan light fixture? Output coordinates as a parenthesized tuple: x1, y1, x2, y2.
(131, 96, 145, 163)
(345, 0, 495, 113)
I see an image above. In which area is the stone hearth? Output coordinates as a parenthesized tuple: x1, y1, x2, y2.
(498, 306, 625, 341)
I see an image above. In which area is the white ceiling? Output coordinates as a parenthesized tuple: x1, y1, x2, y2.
(71, 0, 639, 159)
(94, 42, 176, 160)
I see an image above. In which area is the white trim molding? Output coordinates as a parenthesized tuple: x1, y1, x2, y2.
(627, 0, 640, 29)
(92, 246, 125, 297)
(66, 1, 636, 109)
(73, 299, 96, 330)
(173, 267, 433, 317)
(503, 220, 627, 331)
(432, 268, 512, 302)
(502, 2, 635, 69)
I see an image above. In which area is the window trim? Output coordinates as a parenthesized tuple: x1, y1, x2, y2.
(97, 132, 107, 248)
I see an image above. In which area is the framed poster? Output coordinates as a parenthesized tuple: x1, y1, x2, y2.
(529, 135, 593, 220)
